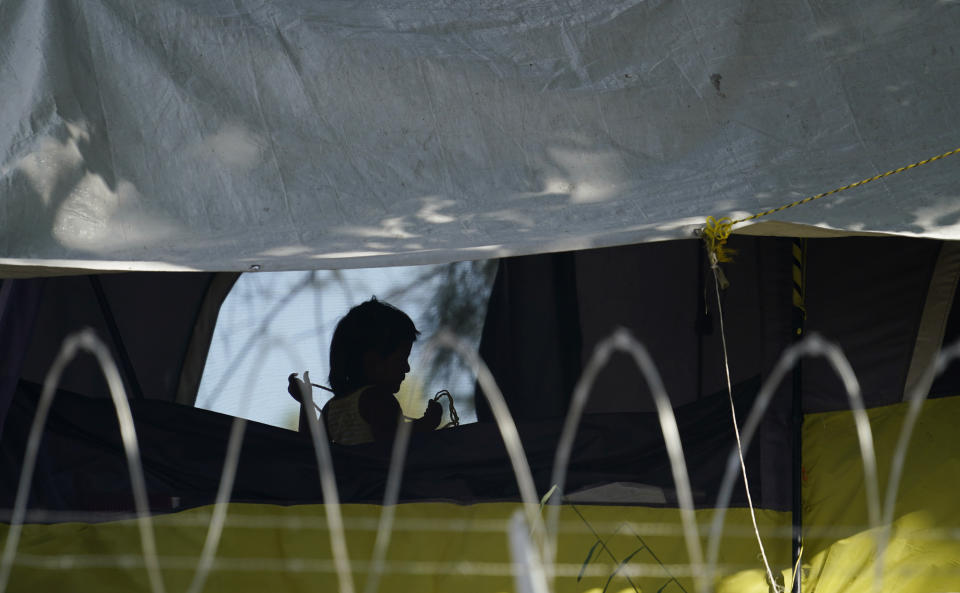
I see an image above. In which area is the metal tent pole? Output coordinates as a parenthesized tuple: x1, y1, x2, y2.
(791, 238, 807, 592)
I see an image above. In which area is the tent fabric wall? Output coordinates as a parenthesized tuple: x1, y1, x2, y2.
(0, 378, 762, 513)
(478, 236, 957, 415)
(475, 253, 583, 423)
(929, 283, 960, 397)
(174, 273, 240, 406)
(0, 279, 44, 439)
(475, 235, 960, 511)
(906, 242, 960, 399)
(2, 1, 959, 276)
(800, 237, 942, 412)
(478, 237, 794, 418)
(14, 272, 237, 405)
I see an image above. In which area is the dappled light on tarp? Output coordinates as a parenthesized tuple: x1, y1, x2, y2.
(4, 120, 180, 259)
(3, 2, 960, 276)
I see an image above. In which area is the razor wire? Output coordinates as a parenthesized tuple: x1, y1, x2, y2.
(2, 326, 960, 593)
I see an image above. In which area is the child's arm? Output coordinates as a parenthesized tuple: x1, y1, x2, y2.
(359, 387, 443, 441)
(410, 400, 442, 432)
(358, 386, 405, 442)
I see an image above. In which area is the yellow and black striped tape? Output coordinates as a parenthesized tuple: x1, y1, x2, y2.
(792, 238, 806, 334)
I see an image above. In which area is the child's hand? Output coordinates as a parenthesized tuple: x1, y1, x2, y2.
(424, 399, 443, 428)
(288, 373, 306, 403)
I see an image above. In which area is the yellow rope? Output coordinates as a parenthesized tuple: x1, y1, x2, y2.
(701, 146, 960, 263)
(703, 216, 736, 263)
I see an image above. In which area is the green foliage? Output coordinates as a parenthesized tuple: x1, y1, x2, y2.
(419, 259, 498, 418)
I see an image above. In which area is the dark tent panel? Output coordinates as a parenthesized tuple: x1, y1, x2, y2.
(801, 237, 943, 411)
(0, 279, 44, 434)
(475, 236, 960, 510)
(10, 272, 237, 411)
(478, 236, 956, 418)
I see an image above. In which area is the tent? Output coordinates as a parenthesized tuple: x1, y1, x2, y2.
(2, 0, 960, 591)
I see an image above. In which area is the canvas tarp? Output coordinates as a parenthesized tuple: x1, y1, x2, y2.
(2, 0, 960, 276)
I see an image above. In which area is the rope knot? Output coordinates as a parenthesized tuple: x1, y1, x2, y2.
(702, 216, 736, 264)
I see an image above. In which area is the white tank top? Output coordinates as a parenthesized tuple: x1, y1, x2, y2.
(323, 388, 375, 445)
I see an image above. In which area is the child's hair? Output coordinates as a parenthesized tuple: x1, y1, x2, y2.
(328, 297, 420, 396)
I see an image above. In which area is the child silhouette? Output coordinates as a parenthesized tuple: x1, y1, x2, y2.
(289, 297, 441, 444)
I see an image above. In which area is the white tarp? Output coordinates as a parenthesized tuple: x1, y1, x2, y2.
(1, 0, 958, 275)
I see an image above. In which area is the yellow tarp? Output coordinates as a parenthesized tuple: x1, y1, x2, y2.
(800, 395, 960, 592)
(2, 503, 788, 593)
